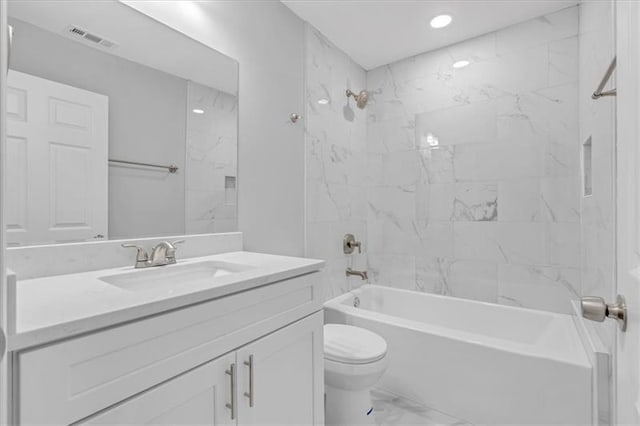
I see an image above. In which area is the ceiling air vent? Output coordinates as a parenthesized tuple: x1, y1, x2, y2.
(66, 26, 118, 49)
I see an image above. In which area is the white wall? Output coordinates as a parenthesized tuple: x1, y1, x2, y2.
(124, 0, 306, 256)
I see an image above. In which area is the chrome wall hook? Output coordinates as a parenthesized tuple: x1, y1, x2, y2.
(290, 113, 302, 123)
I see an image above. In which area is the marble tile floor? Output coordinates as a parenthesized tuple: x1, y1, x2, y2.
(372, 389, 473, 426)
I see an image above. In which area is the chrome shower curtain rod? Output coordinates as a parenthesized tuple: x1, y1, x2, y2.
(592, 57, 617, 99)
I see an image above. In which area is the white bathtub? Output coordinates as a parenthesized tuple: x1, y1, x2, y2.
(324, 285, 593, 425)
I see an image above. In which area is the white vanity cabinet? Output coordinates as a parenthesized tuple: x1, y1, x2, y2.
(80, 313, 323, 426)
(236, 313, 324, 425)
(14, 272, 324, 425)
(80, 353, 237, 426)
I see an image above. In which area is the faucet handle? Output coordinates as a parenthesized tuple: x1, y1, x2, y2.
(167, 239, 185, 254)
(122, 243, 149, 268)
(165, 239, 186, 263)
(170, 239, 186, 248)
(122, 243, 148, 260)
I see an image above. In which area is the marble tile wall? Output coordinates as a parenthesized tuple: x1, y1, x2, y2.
(578, 0, 616, 350)
(365, 7, 580, 313)
(185, 81, 238, 234)
(304, 25, 369, 300)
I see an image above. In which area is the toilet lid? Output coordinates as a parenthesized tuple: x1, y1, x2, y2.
(324, 324, 387, 364)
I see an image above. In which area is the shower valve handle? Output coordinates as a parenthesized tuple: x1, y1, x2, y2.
(343, 233, 362, 254)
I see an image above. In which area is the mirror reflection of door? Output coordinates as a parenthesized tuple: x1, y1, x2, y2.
(6, 70, 108, 246)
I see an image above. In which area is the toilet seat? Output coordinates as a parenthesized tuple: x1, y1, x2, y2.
(324, 324, 387, 364)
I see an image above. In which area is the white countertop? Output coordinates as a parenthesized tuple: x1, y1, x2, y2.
(10, 251, 325, 351)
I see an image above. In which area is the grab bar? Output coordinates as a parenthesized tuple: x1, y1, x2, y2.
(592, 57, 617, 99)
(108, 159, 178, 173)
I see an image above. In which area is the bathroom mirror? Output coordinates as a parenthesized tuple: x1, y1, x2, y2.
(5, 0, 239, 246)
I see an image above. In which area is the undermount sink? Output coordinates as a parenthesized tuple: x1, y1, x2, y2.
(99, 261, 254, 292)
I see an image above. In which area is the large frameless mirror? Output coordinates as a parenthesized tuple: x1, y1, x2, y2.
(6, 0, 239, 246)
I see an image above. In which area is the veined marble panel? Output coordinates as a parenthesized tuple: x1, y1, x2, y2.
(453, 221, 549, 265)
(305, 6, 581, 311)
(379, 151, 422, 187)
(416, 182, 455, 222)
(549, 36, 579, 87)
(498, 179, 542, 222)
(367, 253, 417, 291)
(304, 24, 368, 301)
(453, 142, 545, 182)
(415, 256, 452, 295)
(495, 7, 578, 55)
(417, 147, 455, 184)
(448, 260, 499, 303)
(495, 222, 547, 265)
(453, 222, 502, 262)
(498, 263, 579, 314)
(364, 7, 580, 313)
(415, 101, 497, 147)
(452, 183, 498, 222)
(307, 134, 368, 187)
(547, 222, 581, 267)
(368, 185, 417, 222)
(372, 388, 473, 426)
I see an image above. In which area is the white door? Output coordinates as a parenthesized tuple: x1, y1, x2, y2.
(615, 1, 640, 424)
(236, 312, 324, 426)
(79, 353, 236, 425)
(5, 70, 108, 246)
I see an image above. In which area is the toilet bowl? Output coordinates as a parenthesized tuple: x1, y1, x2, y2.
(324, 324, 388, 426)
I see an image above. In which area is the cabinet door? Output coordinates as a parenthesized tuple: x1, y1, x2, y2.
(79, 353, 236, 426)
(236, 312, 324, 426)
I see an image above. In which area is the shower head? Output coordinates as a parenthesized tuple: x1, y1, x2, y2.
(346, 89, 368, 109)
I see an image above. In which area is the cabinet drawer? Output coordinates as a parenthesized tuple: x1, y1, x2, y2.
(18, 272, 321, 425)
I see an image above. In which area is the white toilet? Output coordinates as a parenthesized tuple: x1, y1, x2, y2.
(324, 324, 389, 426)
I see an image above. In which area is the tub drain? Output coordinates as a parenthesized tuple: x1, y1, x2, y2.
(353, 296, 360, 307)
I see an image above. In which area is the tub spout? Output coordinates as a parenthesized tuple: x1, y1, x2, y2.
(346, 267, 368, 281)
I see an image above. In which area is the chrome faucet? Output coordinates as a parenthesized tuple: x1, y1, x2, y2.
(122, 240, 185, 268)
(346, 267, 368, 281)
(150, 240, 185, 266)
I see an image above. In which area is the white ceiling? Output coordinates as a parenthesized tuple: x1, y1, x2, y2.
(282, 0, 578, 70)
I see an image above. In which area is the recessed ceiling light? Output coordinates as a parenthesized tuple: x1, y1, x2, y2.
(430, 14, 452, 29)
(192, 109, 204, 114)
(317, 98, 330, 105)
(453, 60, 470, 69)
